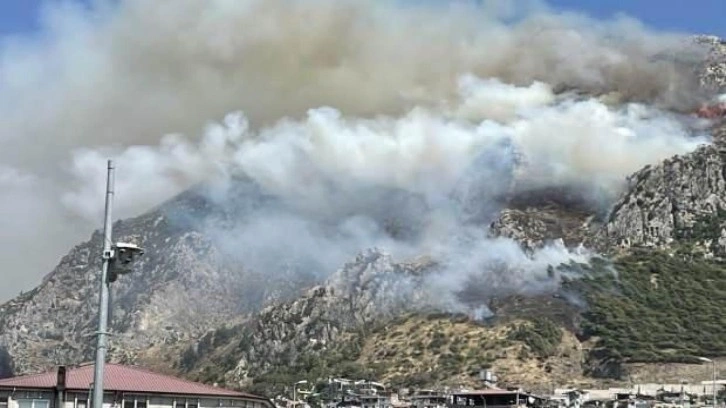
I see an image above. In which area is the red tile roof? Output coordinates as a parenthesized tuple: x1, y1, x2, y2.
(0, 364, 264, 400)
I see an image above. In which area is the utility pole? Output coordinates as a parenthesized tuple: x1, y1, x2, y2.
(92, 160, 115, 408)
(712, 360, 717, 408)
(698, 357, 717, 408)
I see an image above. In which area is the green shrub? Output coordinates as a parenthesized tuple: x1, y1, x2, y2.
(508, 318, 562, 359)
(576, 251, 726, 363)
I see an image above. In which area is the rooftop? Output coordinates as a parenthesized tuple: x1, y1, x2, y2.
(0, 363, 264, 399)
(451, 390, 520, 396)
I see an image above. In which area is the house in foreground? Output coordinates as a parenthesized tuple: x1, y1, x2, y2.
(0, 364, 272, 408)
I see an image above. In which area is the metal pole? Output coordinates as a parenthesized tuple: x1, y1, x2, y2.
(92, 160, 115, 408)
(713, 360, 717, 408)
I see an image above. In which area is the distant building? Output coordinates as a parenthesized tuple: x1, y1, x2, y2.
(410, 390, 446, 408)
(448, 390, 546, 408)
(555, 389, 588, 408)
(0, 364, 272, 408)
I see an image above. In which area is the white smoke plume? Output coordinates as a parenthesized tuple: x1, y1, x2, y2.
(63, 78, 707, 311)
(0, 0, 715, 302)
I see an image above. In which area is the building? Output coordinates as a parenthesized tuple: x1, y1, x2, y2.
(448, 390, 547, 408)
(359, 393, 390, 408)
(0, 364, 273, 408)
(554, 389, 588, 408)
(409, 390, 446, 408)
(557, 382, 725, 402)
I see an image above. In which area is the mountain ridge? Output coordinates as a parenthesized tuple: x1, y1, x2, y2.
(1, 34, 726, 396)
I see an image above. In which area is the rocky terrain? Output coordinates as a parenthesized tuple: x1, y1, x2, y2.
(0, 195, 238, 376)
(1, 35, 726, 395)
(0, 184, 314, 378)
(174, 250, 436, 386)
(173, 253, 588, 394)
(697, 35, 726, 91)
(602, 140, 726, 256)
(489, 189, 600, 252)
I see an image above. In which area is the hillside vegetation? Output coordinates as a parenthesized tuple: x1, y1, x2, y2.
(181, 314, 585, 396)
(571, 250, 726, 366)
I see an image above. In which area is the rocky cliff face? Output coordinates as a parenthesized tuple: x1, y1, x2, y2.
(697, 35, 726, 91)
(176, 250, 589, 393)
(604, 125, 726, 254)
(176, 249, 437, 387)
(0, 183, 315, 377)
(489, 189, 600, 252)
(0, 202, 235, 375)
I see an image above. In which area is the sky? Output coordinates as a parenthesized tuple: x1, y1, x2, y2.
(0, 0, 44, 35)
(0, 0, 724, 38)
(547, 0, 725, 38)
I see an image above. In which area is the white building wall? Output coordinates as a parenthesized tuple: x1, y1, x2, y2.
(199, 398, 265, 408)
(578, 383, 726, 399)
(6, 391, 55, 408)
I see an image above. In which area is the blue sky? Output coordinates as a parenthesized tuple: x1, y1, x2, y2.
(547, 0, 725, 38)
(0, 0, 724, 38)
(0, 0, 45, 35)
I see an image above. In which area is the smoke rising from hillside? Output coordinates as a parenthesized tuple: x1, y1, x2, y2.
(0, 0, 714, 302)
(64, 78, 707, 310)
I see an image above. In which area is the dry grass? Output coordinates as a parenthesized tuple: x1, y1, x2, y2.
(355, 316, 587, 391)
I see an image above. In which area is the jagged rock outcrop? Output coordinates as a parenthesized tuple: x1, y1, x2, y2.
(490, 207, 596, 252)
(697, 35, 726, 90)
(0, 183, 314, 376)
(604, 142, 726, 253)
(0, 205, 241, 374)
(177, 249, 437, 387)
(488, 187, 604, 252)
(176, 249, 592, 393)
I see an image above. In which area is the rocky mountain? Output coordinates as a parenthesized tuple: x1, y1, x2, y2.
(175, 250, 436, 386)
(2, 35, 726, 395)
(175, 120, 726, 393)
(0, 193, 235, 376)
(604, 144, 726, 252)
(173, 250, 588, 394)
(489, 188, 601, 252)
(697, 35, 726, 91)
(0, 182, 315, 378)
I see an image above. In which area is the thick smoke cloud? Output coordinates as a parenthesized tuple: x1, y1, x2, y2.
(63, 78, 707, 311)
(0, 0, 713, 302)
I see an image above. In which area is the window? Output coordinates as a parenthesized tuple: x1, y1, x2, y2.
(18, 400, 50, 408)
(77, 401, 87, 408)
(188, 403, 198, 408)
(122, 397, 147, 408)
(150, 398, 172, 407)
(199, 399, 217, 408)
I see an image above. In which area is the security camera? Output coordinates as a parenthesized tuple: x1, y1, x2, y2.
(107, 243, 143, 283)
(112, 242, 144, 268)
